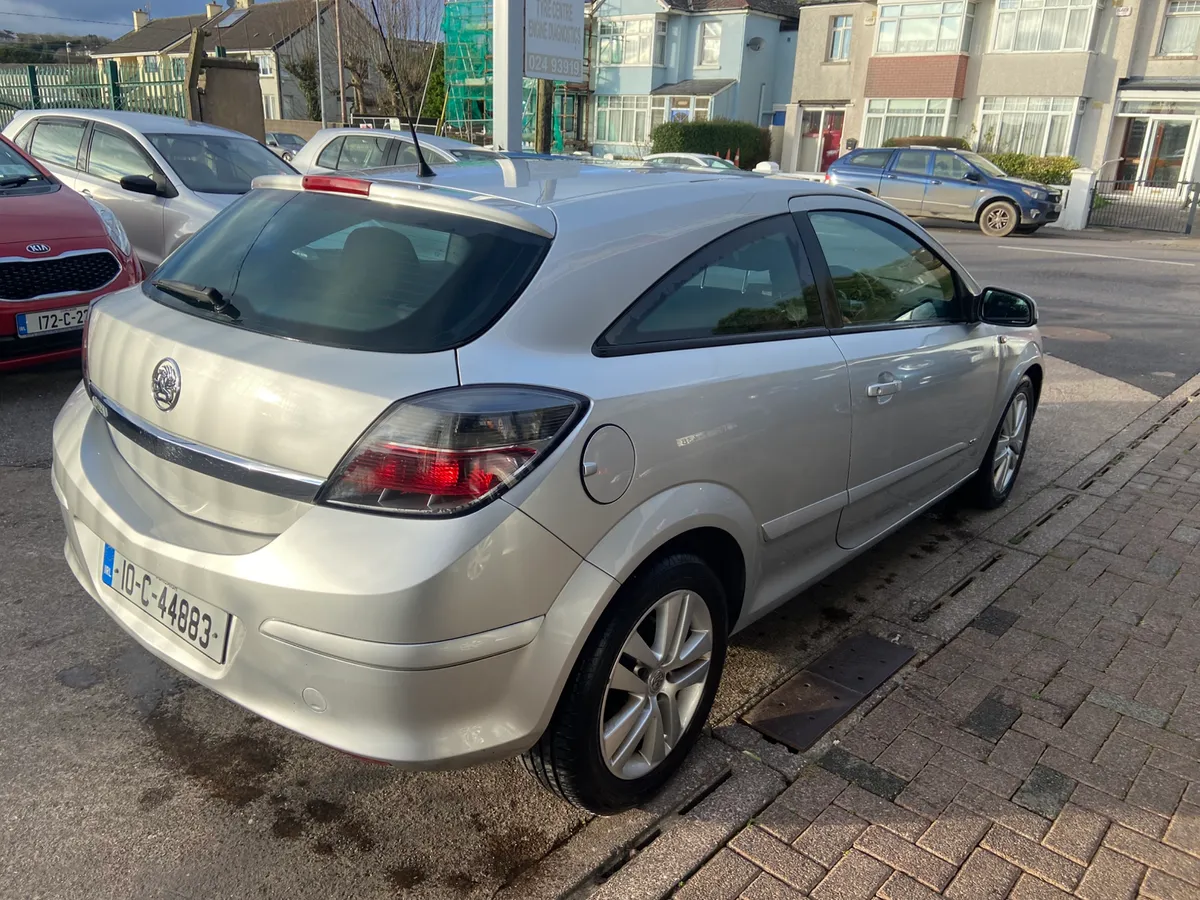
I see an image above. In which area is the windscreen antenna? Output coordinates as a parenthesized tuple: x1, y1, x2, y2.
(368, 0, 436, 178)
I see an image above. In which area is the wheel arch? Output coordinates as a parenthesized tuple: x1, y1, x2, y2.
(975, 195, 1022, 224)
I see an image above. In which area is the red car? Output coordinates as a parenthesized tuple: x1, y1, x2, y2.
(0, 134, 142, 372)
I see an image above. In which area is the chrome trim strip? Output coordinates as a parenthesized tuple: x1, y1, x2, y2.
(259, 615, 544, 670)
(87, 383, 325, 502)
(0, 248, 122, 303)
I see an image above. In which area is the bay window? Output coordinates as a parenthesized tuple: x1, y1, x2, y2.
(863, 98, 958, 145)
(992, 0, 1098, 52)
(876, 2, 974, 53)
(598, 17, 667, 66)
(1159, 0, 1200, 55)
(595, 95, 650, 143)
(978, 97, 1078, 156)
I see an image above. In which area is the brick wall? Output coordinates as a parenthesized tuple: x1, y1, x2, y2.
(863, 55, 969, 99)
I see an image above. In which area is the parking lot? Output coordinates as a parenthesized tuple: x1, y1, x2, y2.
(2, 228, 1198, 900)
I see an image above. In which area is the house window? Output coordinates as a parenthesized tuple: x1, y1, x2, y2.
(699, 21, 722, 66)
(263, 93, 278, 119)
(1160, 0, 1200, 55)
(595, 95, 651, 143)
(650, 95, 712, 131)
(829, 15, 853, 59)
(991, 0, 1098, 52)
(256, 53, 274, 76)
(876, 2, 974, 54)
(143, 55, 159, 74)
(598, 17, 666, 65)
(978, 97, 1078, 156)
(862, 98, 958, 145)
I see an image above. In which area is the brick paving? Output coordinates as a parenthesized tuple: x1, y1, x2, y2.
(676, 419, 1200, 899)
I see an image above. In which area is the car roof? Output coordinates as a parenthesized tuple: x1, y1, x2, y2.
(11, 108, 253, 138)
(305, 127, 485, 151)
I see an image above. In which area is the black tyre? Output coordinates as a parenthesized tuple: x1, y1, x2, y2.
(969, 376, 1034, 508)
(979, 200, 1019, 237)
(522, 553, 728, 814)
(1014, 224, 1042, 234)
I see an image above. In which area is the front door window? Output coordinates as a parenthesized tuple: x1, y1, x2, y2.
(1117, 116, 1194, 188)
(797, 108, 846, 172)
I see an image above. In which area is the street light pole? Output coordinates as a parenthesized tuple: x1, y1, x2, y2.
(315, 0, 328, 127)
(334, 0, 346, 123)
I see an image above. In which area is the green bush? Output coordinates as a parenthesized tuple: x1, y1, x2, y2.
(982, 152, 1078, 185)
(650, 119, 772, 170)
(882, 135, 970, 149)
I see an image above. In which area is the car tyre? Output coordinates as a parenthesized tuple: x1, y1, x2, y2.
(979, 200, 1019, 237)
(522, 553, 728, 814)
(969, 376, 1035, 509)
(1014, 224, 1042, 235)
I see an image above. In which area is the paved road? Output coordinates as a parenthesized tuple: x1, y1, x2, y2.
(0, 228, 1194, 899)
(929, 225, 1200, 398)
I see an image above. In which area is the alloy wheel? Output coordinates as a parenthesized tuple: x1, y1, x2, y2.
(992, 392, 1029, 495)
(600, 590, 714, 780)
(985, 206, 1013, 234)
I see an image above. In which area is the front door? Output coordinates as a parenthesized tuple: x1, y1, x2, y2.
(1142, 119, 1192, 187)
(75, 125, 166, 269)
(794, 201, 1001, 549)
(923, 151, 984, 218)
(878, 149, 932, 215)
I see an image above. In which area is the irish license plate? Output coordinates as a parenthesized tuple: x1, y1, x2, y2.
(16, 304, 89, 337)
(101, 545, 231, 664)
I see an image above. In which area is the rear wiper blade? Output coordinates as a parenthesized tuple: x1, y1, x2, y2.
(152, 279, 240, 319)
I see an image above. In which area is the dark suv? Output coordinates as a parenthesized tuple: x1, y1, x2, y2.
(826, 147, 1061, 237)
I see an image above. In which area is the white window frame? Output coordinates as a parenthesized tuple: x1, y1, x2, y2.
(862, 98, 959, 146)
(976, 96, 1080, 156)
(594, 94, 652, 144)
(698, 20, 722, 67)
(1159, 0, 1200, 56)
(875, 2, 974, 54)
(263, 92, 278, 119)
(990, 0, 1099, 53)
(597, 16, 666, 67)
(829, 15, 853, 59)
(142, 55, 159, 74)
(255, 53, 275, 76)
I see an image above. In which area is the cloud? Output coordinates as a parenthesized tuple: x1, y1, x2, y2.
(0, 0, 130, 37)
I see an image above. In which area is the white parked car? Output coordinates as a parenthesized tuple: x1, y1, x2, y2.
(644, 152, 739, 170)
(289, 128, 500, 174)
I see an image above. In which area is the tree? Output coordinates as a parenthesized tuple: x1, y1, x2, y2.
(349, 0, 442, 120)
(283, 53, 322, 121)
(419, 42, 443, 120)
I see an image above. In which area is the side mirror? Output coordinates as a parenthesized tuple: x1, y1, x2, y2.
(120, 174, 158, 195)
(980, 287, 1037, 327)
(964, 169, 982, 182)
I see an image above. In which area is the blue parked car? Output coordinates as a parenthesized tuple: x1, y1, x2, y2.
(826, 146, 1062, 237)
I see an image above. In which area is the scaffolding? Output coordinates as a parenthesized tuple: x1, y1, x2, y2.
(442, 0, 568, 150)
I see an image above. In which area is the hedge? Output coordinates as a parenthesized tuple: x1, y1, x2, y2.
(650, 119, 772, 170)
(980, 153, 1078, 186)
(882, 135, 970, 149)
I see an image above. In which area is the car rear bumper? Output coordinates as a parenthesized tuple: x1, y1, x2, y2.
(51, 384, 618, 767)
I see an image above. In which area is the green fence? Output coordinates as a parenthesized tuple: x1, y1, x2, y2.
(0, 61, 188, 129)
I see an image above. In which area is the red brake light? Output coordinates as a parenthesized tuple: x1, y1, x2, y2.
(320, 387, 586, 516)
(301, 174, 372, 196)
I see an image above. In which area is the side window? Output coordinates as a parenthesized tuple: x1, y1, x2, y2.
(395, 140, 420, 166)
(29, 119, 86, 169)
(338, 135, 390, 169)
(87, 128, 155, 183)
(808, 210, 960, 327)
(933, 153, 971, 180)
(599, 215, 823, 348)
(846, 149, 892, 168)
(316, 136, 344, 169)
(891, 150, 931, 175)
(14, 122, 35, 150)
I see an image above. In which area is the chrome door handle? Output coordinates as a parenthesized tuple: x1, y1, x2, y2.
(80, 189, 92, 197)
(930, 179, 943, 185)
(867, 382, 901, 397)
(883, 173, 897, 179)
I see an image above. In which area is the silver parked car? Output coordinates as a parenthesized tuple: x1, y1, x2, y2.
(52, 161, 1042, 813)
(4, 110, 294, 271)
(266, 131, 307, 162)
(643, 152, 739, 170)
(289, 127, 500, 174)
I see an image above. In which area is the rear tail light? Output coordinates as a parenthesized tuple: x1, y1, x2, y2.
(301, 174, 372, 196)
(319, 386, 587, 516)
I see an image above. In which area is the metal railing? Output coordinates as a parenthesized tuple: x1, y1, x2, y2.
(0, 61, 187, 129)
(1089, 179, 1200, 235)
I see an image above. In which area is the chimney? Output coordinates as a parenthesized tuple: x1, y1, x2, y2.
(233, 0, 254, 7)
(205, 2, 222, 17)
(132, 8, 149, 30)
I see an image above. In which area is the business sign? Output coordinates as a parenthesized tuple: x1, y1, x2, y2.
(524, 0, 585, 81)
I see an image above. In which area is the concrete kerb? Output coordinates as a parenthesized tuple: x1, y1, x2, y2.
(506, 378, 1200, 900)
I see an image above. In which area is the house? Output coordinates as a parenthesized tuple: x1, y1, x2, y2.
(93, 0, 370, 123)
(588, 0, 799, 157)
(781, 0, 1200, 185)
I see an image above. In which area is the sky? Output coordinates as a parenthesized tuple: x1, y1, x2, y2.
(0, 0, 211, 39)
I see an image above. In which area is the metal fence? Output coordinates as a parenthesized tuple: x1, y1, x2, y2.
(0, 62, 188, 129)
(1089, 179, 1200, 235)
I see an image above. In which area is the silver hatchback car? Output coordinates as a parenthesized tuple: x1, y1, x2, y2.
(52, 160, 1042, 813)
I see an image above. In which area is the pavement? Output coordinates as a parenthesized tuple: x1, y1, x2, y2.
(0, 227, 1198, 900)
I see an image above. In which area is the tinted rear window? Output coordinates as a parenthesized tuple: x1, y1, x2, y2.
(145, 189, 551, 353)
(146, 132, 292, 193)
(846, 150, 892, 169)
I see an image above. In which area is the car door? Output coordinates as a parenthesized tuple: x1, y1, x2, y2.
(791, 198, 1001, 550)
(335, 133, 391, 170)
(878, 150, 932, 216)
(25, 116, 88, 189)
(75, 125, 167, 270)
(923, 152, 983, 219)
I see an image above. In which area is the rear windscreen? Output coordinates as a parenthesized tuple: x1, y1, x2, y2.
(145, 190, 551, 353)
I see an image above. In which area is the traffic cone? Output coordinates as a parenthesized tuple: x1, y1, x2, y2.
(734, 148, 741, 167)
